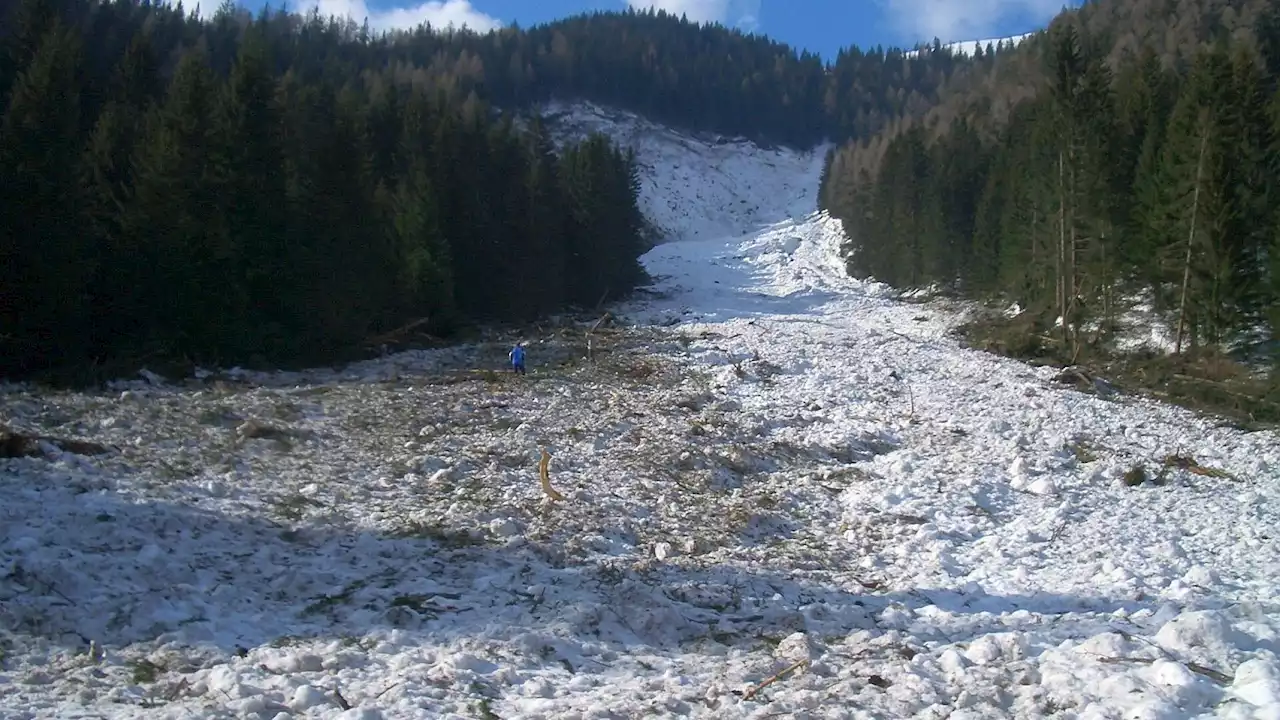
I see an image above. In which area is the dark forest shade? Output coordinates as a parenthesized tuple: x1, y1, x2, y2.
(0, 0, 656, 376)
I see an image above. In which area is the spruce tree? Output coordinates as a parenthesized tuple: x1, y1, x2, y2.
(82, 32, 162, 354)
(1147, 49, 1233, 353)
(523, 115, 569, 314)
(0, 0, 59, 106)
(0, 21, 90, 372)
(126, 47, 238, 361)
(215, 24, 290, 356)
(391, 90, 455, 327)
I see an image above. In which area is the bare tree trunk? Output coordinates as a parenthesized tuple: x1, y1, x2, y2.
(1067, 144, 1081, 357)
(1101, 235, 1112, 324)
(1175, 125, 1208, 355)
(1057, 149, 1067, 344)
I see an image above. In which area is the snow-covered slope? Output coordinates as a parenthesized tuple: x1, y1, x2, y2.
(904, 32, 1033, 57)
(2, 104, 1280, 719)
(540, 101, 828, 244)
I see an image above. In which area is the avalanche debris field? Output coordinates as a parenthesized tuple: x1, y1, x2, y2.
(2, 106, 1279, 719)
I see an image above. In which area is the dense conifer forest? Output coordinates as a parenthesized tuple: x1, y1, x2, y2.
(0, 0, 1002, 379)
(0, 0, 657, 377)
(820, 0, 1280, 419)
(5, 0, 1278, 405)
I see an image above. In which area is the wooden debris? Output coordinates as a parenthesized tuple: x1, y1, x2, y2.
(0, 426, 112, 459)
(1162, 453, 1236, 480)
(742, 658, 808, 701)
(332, 687, 351, 711)
(1053, 367, 1119, 396)
(236, 419, 312, 443)
(1092, 654, 1232, 685)
(364, 317, 432, 349)
(539, 448, 565, 501)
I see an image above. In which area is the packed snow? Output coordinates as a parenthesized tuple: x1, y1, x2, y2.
(2, 104, 1279, 719)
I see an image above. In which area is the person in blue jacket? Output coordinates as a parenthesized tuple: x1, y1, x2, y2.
(509, 342, 527, 375)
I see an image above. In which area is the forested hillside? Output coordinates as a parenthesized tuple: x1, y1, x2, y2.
(14, 0, 1273, 390)
(347, 8, 1007, 148)
(821, 0, 1280, 203)
(0, 0, 1014, 380)
(820, 0, 1280, 419)
(0, 0, 653, 379)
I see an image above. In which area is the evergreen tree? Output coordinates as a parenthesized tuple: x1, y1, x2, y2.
(523, 115, 569, 315)
(0, 0, 60, 105)
(0, 21, 90, 373)
(279, 74, 395, 356)
(215, 24, 290, 356)
(82, 32, 162, 352)
(1145, 49, 1237, 352)
(125, 46, 238, 360)
(390, 90, 454, 327)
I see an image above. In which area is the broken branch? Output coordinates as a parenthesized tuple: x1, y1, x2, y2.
(539, 448, 565, 501)
(364, 317, 431, 348)
(743, 658, 808, 701)
(0, 426, 112, 459)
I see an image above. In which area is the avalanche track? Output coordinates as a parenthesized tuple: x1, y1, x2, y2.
(1, 105, 1279, 720)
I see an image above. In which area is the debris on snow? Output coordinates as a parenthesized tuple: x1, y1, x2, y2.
(0, 102, 1277, 720)
(0, 425, 113, 459)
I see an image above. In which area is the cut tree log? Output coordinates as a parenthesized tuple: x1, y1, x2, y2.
(539, 448, 565, 501)
(0, 426, 112, 459)
(364, 317, 432, 349)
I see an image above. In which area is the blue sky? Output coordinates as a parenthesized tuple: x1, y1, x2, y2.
(239, 0, 1072, 59)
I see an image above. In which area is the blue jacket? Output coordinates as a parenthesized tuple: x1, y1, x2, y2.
(510, 346, 526, 364)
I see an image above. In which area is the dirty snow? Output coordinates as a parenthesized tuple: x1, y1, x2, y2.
(2, 104, 1279, 719)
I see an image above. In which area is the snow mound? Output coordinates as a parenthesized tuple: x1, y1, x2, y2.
(540, 100, 828, 244)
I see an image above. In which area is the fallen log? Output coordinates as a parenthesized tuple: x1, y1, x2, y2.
(0, 426, 112, 459)
(364, 317, 432, 348)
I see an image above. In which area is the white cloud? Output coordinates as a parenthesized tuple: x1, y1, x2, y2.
(309, 0, 501, 32)
(881, 0, 1064, 45)
(626, 0, 761, 30)
(175, 0, 500, 31)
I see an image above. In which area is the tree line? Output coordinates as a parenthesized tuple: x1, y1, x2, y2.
(351, 6, 1014, 148)
(1, 0, 1015, 151)
(0, 0, 1038, 379)
(831, 0, 1280, 199)
(820, 17, 1280, 366)
(0, 0, 648, 377)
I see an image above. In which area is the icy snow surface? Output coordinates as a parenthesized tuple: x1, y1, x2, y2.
(3, 105, 1280, 719)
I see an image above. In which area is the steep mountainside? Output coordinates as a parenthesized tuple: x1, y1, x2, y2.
(825, 0, 1280, 180)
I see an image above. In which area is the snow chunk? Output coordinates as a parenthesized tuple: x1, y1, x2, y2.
(963, 633, 1028, 666)
(1155, 610, 1248, 670)
(1027, 477, 1058, 495)
(292, 684, 329, 711)
(1229, 651, 1280, 710)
